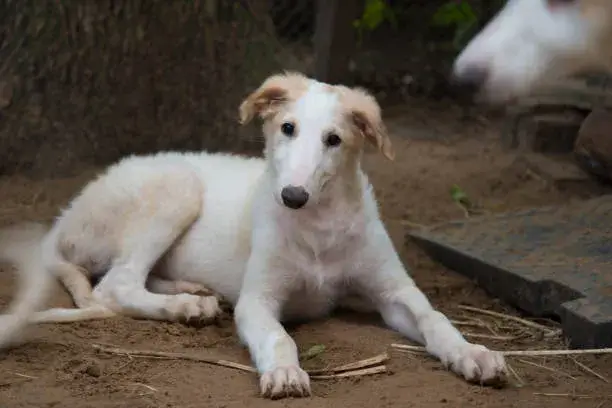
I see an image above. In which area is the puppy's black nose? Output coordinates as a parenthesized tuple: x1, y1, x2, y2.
(450, 65, 489, 97)
(281, 185, 309, 209)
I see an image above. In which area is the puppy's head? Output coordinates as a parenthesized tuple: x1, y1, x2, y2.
(452, 0, 612, 104)
(239, 72, 393, 210)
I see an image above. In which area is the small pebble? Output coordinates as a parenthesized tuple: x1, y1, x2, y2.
(84, 362, 102, 377)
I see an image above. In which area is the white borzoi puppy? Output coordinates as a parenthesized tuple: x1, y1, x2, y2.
(452, 0, 612, 103)
(0, 72, 506, 398)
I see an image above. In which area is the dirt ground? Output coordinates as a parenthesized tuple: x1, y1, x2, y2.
(1, 100, 611, 408)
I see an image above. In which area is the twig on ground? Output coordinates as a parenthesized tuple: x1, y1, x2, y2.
(11, 372, 38, 380)
(534, 392, 612, 400)
(517, 359, 576, 380)
(450, 319, 515, 332)
(461, 316, 499, 336)
(130, 383, 158, 393)
(391, 344, 612, 357)
(501, 348, 612, 357)
(309, 353, 389, 375)
(0, 372, 38, 387)
(92, 344, 256, 373)
(107, 355, 136, 376)
(571, 357, 609, 383)
(457, 305, 560, 337)
(450, 319, 483, 327)
(128, 382, 158, 397)
(462, 332, 518, 341)
(92, 344, 388, 379)
(505, 363, 524, 387)
(311, 365, 387, 380)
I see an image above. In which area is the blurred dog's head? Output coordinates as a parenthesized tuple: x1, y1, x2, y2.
(452, 0, 612, 104)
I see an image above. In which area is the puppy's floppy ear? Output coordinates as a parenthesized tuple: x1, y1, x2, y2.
(239, 71, 308, 125)
(343, 86, 395, 161)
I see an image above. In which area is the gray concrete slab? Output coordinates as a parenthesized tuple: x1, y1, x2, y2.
(408, 196, 612, 348)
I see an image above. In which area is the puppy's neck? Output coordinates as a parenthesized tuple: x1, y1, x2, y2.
(276, 162, 366, 235)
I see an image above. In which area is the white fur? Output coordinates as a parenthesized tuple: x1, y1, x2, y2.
(0, 223, 53, 347)
(453, 0, 612, 103)
(0, 72, 506, 399)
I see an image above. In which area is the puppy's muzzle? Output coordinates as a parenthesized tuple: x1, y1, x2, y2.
(281, 185, 309, 210)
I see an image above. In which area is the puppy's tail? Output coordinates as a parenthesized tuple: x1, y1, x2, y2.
(0, 222, 53, 349)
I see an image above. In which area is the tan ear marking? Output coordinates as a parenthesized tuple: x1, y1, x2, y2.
(344, 87, 395, 161)
(238, 71, 309, 125)
(239, 86, 287, 125)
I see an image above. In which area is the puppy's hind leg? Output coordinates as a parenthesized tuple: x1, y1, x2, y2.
(94, 168, 221, 324)
(29, 260, 117, 324)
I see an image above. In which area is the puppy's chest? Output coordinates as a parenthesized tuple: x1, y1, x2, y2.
(279, 211, 367, 295)
(283, 211, 366, 265)
(278, 214, 368, 320)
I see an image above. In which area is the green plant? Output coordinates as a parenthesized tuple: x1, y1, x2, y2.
(353, 0, 397, 44)
(300, 344, 326, 361)
(352, 1, 504, 50)
(431, 0, 505, 51)
(431, 1, 478, 50)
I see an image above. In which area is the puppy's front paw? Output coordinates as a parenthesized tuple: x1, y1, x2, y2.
(449, 344, 507, 385)
(260, 366, 311, 399)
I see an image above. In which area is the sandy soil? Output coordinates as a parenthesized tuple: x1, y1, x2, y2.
(1, 100, 611, 408)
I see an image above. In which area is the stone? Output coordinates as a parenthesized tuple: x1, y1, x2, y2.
(574, 108, 612, 181)
(408, 195, 612, 348)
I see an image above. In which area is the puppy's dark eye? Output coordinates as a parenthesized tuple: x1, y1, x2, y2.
(281, 122, 295, 137)
(325, 134, 342, 147)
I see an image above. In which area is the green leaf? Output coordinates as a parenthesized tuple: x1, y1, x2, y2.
(362, 0, 386, 30)
(450, 185, 469, 205)
(354, 0, 395, 33)
(431, 2, 462, 26)
(457, 1, 477, 20)
(300, 344, 326, 360)
(431, 1, 476, 27)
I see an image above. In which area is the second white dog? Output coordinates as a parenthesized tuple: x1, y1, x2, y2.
(0, 72, 506, 399)
(453, 0, 612, 103)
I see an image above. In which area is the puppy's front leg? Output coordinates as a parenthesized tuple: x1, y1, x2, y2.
(234, 253, 310, 399)
(363, 232, 506, 384)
